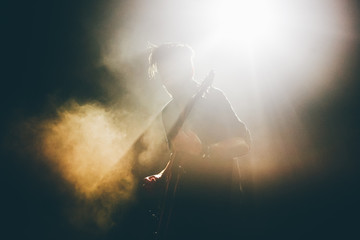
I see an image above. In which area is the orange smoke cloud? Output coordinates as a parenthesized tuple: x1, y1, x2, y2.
(17, 100, 159, 231)
(39, 101, 134, 198)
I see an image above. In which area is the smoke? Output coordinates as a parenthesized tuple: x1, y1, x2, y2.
(39, 101, 132, 197)
(18, 99, 166, 231)
(12, 1, 171, 230)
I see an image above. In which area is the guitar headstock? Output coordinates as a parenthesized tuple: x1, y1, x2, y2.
(199, 70, 215, 94)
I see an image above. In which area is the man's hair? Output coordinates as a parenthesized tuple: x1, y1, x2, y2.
(148, 42, 195, 79)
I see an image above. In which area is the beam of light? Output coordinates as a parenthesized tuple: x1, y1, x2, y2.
(210, 0, 288, 48)
(102, 0, 354, 101)
(204, 0, 354, 186)
(193, 0, 355, 100)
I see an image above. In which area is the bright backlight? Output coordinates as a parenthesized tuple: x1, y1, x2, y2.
(212, 1, 287, 48)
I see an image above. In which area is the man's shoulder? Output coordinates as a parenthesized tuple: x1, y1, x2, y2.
(203, 86, 229, 104)
(207, 86, 225, 96)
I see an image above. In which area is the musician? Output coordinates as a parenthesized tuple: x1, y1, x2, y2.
(144, 43, 251, 239)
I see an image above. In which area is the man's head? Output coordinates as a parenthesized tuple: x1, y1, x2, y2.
(149, 43, 195, 96)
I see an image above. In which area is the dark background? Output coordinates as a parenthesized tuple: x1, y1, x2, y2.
(2, 0, 360, 239)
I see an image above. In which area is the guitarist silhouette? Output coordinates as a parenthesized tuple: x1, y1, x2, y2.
(143, 43, 251, 240)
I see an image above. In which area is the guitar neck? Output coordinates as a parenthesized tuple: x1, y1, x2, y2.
(167, 71, 214, 141)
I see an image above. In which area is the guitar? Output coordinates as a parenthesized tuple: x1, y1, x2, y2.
(153, 70, 214, 240)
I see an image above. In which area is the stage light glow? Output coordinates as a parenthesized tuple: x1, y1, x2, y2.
(210, 0, 288, 49)
(197, 0, 354, 93)
(101, 0, 354, 99)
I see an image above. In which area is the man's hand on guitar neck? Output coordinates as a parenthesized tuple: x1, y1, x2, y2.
(143, 129, 202, 193)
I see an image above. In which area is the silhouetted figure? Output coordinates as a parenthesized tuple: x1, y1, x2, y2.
(143, 43, 251, 240)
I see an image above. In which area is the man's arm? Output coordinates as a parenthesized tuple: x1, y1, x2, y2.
(143, 130, 249, 191)
(169, 129, 249, 160)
